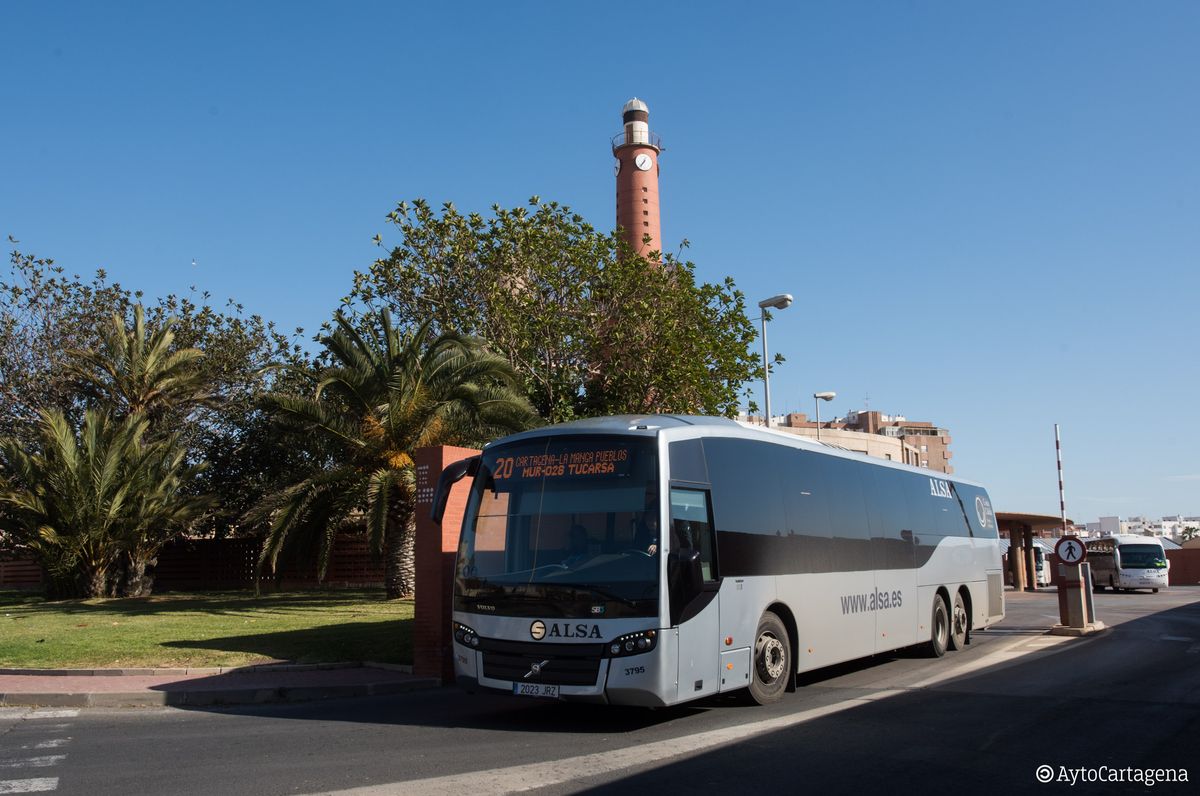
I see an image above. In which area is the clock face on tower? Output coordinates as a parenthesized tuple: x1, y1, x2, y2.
(634, 153, 653, 171)
(613, 158, 621, 176)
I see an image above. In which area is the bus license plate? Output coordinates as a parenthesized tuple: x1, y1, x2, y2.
(513, 682, 559, 699)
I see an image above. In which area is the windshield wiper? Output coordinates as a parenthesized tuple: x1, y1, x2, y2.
(465, 580, 649, 610)
(575, 584, 646, 610)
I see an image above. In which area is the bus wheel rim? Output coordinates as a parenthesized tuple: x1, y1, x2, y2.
(757, 634, 786, 681)
(953, 602, 968, 636)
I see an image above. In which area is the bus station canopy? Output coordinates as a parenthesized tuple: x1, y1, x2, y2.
(996, 512, 1072, 533)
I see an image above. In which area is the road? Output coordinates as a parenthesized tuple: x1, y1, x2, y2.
(2, 588, 1198, 795)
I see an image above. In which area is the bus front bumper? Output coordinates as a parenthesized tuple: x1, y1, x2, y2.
(452, 636, 671, 707)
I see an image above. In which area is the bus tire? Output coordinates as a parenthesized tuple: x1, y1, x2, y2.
(748, 611, 790, 705)
(948, 591, 968, 651)
(925, 594, 949, 658)
(1152, 588, 1159, 593)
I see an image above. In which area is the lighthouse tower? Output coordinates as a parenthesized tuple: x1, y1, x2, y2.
(613, 98, 663, 260)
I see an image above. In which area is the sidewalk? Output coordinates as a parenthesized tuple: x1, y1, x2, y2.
(0, 662, 441, 708)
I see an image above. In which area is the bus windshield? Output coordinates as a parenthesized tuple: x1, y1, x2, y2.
(1118, 544, 1167, 569)
(455, 435, 659, 617)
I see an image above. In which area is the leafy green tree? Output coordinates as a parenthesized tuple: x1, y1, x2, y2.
(147, 293, 312, 540)
(352, 198, 760, 423)
(0, 409, 209, 597)
(2, 244, 308, 542)
(0, 243, 134, 441)
(250, 310, 538, 598)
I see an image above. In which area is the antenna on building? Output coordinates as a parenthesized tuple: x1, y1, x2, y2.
(863, 392, 870, 411)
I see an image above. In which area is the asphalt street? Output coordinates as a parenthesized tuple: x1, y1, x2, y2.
(2, 588, 1198, 795)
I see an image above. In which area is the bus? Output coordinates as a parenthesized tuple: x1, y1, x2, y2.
(1032, 544, 1052, 588)
(1085, 534, 1169, 593)
(432, 415, 1005, 707)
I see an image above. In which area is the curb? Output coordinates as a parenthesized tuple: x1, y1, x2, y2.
(0, 661, 415, 676)
(0, 677, 441, 708)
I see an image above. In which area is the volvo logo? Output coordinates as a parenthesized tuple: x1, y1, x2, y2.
(530, 620, 547, 640)
(524, 659, 550, 679)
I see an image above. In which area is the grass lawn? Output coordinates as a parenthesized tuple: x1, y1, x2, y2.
(0, 590, 414, 669)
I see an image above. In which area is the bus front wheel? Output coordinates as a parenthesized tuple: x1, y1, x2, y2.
(925, 594, 949, 658)
(748, 611, 790, 705)
(948, 591, 968, 651)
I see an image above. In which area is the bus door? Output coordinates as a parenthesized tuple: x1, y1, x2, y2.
(668, 486, 721, 701)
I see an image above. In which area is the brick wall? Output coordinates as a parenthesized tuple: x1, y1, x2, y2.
(1167, 549, 1200, 585)
(412, 445, 480, 682)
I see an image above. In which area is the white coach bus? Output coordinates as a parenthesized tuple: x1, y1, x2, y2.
(432, 416, 1005, 707)
(1086, 534, 1169, 593)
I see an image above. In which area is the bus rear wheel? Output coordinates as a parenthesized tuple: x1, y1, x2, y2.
(748, 611, 790, 705)
(948, 591, 968, 651)
(925, 594, 949, 658)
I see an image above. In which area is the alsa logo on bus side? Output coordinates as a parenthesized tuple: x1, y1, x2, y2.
(530, 620, 602, 640)
(975, 496, 994, 529)
(929, 478, 953, 499)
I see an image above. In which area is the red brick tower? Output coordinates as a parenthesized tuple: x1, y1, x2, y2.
(613, 98, 663, 260)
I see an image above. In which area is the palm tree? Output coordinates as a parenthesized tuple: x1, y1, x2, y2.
(68, 304, 216, 423)
(0, 409, 210, 597)
(119, 433, 214, 597)
(63, 303, 219, 593)
(250, 310, 538, 598)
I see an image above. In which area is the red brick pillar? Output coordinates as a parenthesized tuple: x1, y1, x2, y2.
(413, 445, 481, 682)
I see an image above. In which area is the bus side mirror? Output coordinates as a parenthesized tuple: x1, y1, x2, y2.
(431, 455, 481, 525)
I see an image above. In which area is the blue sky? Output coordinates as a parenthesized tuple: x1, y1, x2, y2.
(3, 2, 1197, 522)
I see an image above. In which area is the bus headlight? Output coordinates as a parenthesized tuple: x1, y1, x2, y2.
(454, 622, 481, 648)
(607, 630, 657, 658)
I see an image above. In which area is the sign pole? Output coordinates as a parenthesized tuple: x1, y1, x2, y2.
(1055, 424, 1068, 536)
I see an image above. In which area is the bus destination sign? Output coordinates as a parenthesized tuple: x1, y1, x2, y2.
(492, 444, 633, 482)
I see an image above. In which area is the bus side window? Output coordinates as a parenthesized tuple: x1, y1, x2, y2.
(670, 487, 718, 583)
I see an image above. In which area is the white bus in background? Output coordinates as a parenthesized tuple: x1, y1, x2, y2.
(433, 416, 1006, 707)
(1086, 534, 1169, 593)
(1032, 544, 1052, 588)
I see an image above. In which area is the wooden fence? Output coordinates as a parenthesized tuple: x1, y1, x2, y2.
(0, 532, 386, 592)
(0, 557, 42, 590)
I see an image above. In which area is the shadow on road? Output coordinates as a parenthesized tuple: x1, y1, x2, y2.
(578, 600, 1200, 793)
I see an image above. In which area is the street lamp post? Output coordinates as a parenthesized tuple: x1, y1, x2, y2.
(813, 391, 836, 441)
(756, 294, 793, 428)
